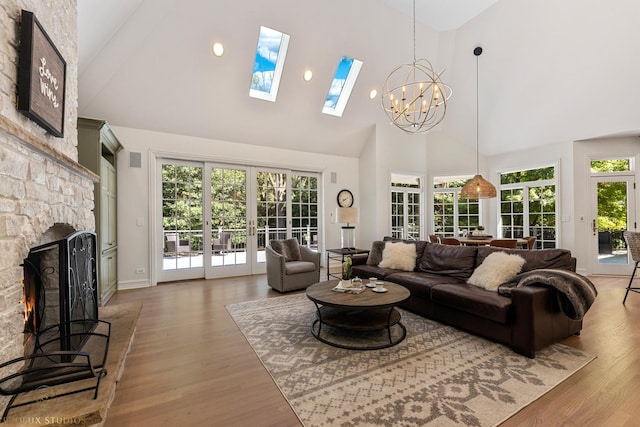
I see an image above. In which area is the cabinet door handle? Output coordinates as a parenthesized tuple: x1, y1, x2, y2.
(592, 219, 597, 235)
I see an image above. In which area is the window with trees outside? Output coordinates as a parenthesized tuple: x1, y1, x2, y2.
(162, 164, 203, 270)
(256, 171, 319, 252)
(433, 176, 480, 238)
(391, 173, 422, 240)
(291, 174, 319, 249)
(499, 166, 556, 249)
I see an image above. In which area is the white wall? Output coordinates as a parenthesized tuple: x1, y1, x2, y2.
(113, 126, 359, 288)
(443, 0, 640, 157)
(357, 125, 429, 246)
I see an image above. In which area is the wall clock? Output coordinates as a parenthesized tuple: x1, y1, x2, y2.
(337, 189, 354, 207)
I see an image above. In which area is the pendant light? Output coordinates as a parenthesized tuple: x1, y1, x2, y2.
(460, 47, 496, 199)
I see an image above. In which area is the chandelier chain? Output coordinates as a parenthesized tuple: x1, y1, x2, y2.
(413, 0, 417, 63)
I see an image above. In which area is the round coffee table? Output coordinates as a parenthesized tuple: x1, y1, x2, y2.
(305, 280, 410, 350)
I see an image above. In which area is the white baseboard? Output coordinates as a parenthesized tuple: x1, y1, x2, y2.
(118, 279, 152, 290)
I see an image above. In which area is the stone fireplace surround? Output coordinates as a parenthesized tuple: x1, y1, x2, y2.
(0, 0, 99, 414)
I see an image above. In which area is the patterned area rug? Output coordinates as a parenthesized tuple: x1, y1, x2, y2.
(227, 294, 595, 427)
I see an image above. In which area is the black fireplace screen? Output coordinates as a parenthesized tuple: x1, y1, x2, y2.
(22, 230, 98, 352)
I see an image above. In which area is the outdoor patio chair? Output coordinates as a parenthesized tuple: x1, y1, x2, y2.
(165, 232, 190, 254)
(213, 231, 232, 254)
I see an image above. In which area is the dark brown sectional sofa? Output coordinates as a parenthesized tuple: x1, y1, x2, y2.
(351, 238, 586, 358)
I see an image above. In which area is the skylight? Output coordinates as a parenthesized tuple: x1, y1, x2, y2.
(249, 26, 290, 102)
(322, 56, 363, 117)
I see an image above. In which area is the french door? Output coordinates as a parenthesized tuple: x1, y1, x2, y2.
(589, 175, 636, 275)
(157, 159, 319, 282)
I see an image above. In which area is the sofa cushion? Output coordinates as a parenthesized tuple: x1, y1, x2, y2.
(431, 284, 513, 324)
(386, 271, 465, 299)
(467, 252, 526, 291)
(476, 247, 574, 272)
(366, 241, 386, 265)
(378, 242, 417, 271)
(418, 243, 478, 280)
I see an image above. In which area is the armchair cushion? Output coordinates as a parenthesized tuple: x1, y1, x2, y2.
(270, 239, 301, 261)
(285, 261, 318, 274)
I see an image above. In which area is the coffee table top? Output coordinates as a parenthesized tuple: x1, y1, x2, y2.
(306, 280, 410, 309)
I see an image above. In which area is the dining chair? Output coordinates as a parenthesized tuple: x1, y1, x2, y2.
(440, 237, 461, 245)
(524, 236, 537, 250)
(623, 231, 640, 304)
(489, 239, 517, 249)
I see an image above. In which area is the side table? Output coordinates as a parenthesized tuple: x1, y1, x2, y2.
(326, 248, 370, 280)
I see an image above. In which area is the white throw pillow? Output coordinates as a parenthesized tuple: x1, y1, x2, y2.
(378, 242, 416, 271)
(467, 252, 526, 291)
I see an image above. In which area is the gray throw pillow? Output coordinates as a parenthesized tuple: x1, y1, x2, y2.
(270, 239, 301, 261)
(366, 241, 386, 265)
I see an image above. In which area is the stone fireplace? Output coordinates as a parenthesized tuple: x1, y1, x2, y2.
(0, 0, 98, 412)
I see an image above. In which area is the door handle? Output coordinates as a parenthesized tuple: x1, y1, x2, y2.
(592, 219, 597, 235)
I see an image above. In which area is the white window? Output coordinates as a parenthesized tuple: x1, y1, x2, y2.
(433, 176, 479, 237)
(390, 173, 423, 240)
(499, 166, 557, 249)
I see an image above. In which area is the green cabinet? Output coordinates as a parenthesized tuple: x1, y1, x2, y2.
(77, 118, 122, 305)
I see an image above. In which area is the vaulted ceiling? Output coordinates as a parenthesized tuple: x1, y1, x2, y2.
(77, 0, 498, 157)
(77, 0, 640, 159)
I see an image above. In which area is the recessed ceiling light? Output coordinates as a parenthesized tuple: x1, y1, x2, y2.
(303, 70, 313, 81)
(212, 42, 224, 57)
(369, 89, 378, 99)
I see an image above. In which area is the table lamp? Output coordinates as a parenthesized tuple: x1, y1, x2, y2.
(336, 207, 358, 249)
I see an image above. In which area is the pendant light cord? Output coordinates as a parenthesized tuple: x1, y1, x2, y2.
(476, 52, 479, 174)
(473, 47, 483, 175)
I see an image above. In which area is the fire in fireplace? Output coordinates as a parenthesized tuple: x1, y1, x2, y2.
(22, 230, 99, 355)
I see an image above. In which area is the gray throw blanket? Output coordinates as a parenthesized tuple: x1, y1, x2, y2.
(499, 269, 598, 321)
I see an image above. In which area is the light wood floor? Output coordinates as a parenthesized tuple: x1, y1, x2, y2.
(104, 274, 640, 427)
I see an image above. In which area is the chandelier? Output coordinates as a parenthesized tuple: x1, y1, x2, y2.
(460, 47, 496, 199)
(382, 0, 452, 134)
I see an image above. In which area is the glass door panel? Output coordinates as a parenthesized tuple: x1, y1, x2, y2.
(255, 170, 289, 270)
(206, 166, 251, 277)
(159, 162, 204, 281)
(291, 174, 319, 249)
(590, 176, 634, 274)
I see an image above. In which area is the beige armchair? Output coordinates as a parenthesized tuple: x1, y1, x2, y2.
(266, 239, 321, 292)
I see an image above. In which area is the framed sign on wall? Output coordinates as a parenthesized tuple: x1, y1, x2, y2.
(17, 10, 67, 137)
